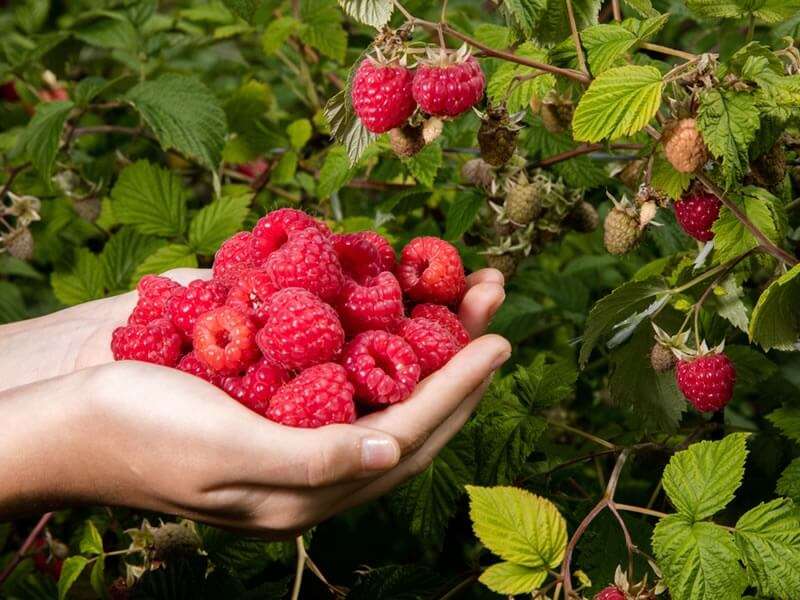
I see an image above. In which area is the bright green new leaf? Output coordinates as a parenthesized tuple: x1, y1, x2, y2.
(467, 485, 567, 569)
(662, 433, 748, 520)
(261, 16, 300, 55)
(17, 100, 73, 180)
(188, 193, 250, 255)
(79, 520, 104, 555)
(404, 143, 442, 188)
(749, 263, 800, 350)
(58, 556, 89, 600)
(337, 0, 393, 28)
(735, 498, 800, 598)
(651, 152, 692, 199)
(317, 146, 353, 197)
(299, 0, 347, 63)
(479, 561, 547, 595)
(270, 151, 298, 185)
(624, 0, 659, 17)
(132, 244, 198, 283)
(581, 24, 638, 74)
(287, 119, 312, 150)
(90, 558, 106, 599)
(487, 43, 555, 113)
(572, 66, 664, 142)
(687, 0, 800, 23)
(503, 0, 546, 39)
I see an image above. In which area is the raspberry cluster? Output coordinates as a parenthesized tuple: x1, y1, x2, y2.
(110, 209, 470, 428)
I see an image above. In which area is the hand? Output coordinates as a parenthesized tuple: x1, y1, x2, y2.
(0, 270, 509, 535)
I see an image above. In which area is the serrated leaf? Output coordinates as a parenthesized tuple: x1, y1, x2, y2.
(73, 76, 117, 107)
(132, 244, 197, 282)
(261, 16, 300, 54)
(444, 191, 484, 241)
(58, 556, 89, 600)
(199, 525, 288, 579)
(79, 520, 104, 555)
(337, 0, 393, 28)
(533, 0, 600, 45)
(299, 0, 347, 62)
(487, 43, 555, 113)
(287, 118, 312, 150)
(73, 11, 138, 51)
(734, 498, 800, 599)
(573, 66, 664, 142)
(768, 407, 800, 443)
(473, 24, 515, 49)
(111, 161, 188, 237)
(100, 228, 165, 292)
(479, 562, 547, 595)
(712, 187, 782, 264)
(188, 193, 250, 255)
(89, 558, 105, 599)
(0, 281, 26, 324)
(221, 0, 261, 23)
(749, 263, 800, 351)
(127, 75, 228, 170)
(651, 152, 692, 199)
(403, 143, 442, 188)
(652, 514, 746, 600)
(624, 0, 659, 17)
(467, 485, 567, 568)
(777, 459, 800, 503)
(662, 433, 748, 520)
(697, 89, 760, 188)
(582, 24, 638, 74)
(17, 100, 73, 180)
(712, 275, 749, 332)
(317, 145, 353, 197)
(503, 0, 546, 39)
(348, 565, 444, 600)
(687, 0, 800, 22)
(51, 249, 106, 306)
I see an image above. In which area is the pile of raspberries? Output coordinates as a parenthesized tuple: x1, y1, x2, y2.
(111, 209, 471, 428)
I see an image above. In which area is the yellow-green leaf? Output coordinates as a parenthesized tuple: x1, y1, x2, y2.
(479, 562, 547, 595)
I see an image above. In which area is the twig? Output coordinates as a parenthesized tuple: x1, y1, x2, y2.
(565, 0, 589, 77)
(608, 503, 635, 577)
(639, 43, 698, 61)
(548, 420, 616, 449)
(536, 143, 643, 167)
(437, 574, 478, 600)
(290, 536, 307, 600)
(614, 503, 668, 519)
(0, 512, 53, 585)
(0, 163, 31, 202)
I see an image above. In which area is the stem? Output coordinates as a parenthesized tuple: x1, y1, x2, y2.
(0, 513, 53, 585)
(611, 0, 621, 21)
(536, 143, 643, 167)
(608, 503, 635, 577)
(639, 43, 697, 61)
(437, 574, 478, 600)
(548, 420, 616, 449)
(746, 13, 755, 42)
(0, 163, 31, 202)
(561, 499, 608, 598)
(566, 0, 589, 77)
(290, 536, 307, 600)
(614, 503, 669, 519)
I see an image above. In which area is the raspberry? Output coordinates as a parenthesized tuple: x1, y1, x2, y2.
(225, 268, 278, 325)
(250, 208, 331, 266)
(650, 343, 676, 373)
(265, 227, 343, 303)
(461, 158, 494, 189)
(223, 358, 289, 414)
(412, 54, 485, 118)
(332, 232, 382, 283)
(603, 207, 641, 255)
(336, 272, 405, 335)
(662, 118, 708, 173)
(674, 191, 721, 242)
(399, 317, 461, 377)
(111, 318, 183, 367)
(355, 231, 396, 272)
(1, 81, 20, 102)
(397, 237, 466, 305)
(540, 97, 574, 134)
(676, 352, 736, 412)
(410, 304, 470, 347)
(256, 288, 344, 370)
(193, 306, 259, 373)
(477, 105, 519, 167)
(3, 226, 34, 260)
(166, 279, 227, 337)
(151, 522, 201, 562)
(594, 586, 625, 600)
(129, 275, 182, 326)
(486, 253, 517, 281)
(177, 352, 225, 387)
(351, 59, 416, 134)
(266, 363, 356, 428)
(236, 157, 269, 179)
(389, 123, 425, 157)
(342, 330, 421, 406)
(213, 231, 254, 286)
(565, 201, 600, 233)
(505, 182, 542, 225)
(751, 141, 786, 188)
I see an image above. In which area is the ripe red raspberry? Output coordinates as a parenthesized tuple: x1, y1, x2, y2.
(128, 275, 181, 326)
(675, 192, 721, 242)
(1, 81, 20, 102)
(222, 358, 289, 414)
(342, 330, 421, 406)
(177, 351, 225, 387)
(256, 288, 344, 370)
(225, 268, 278, 325)
(213, 231, 254, 286)
(193, 306, 259, 373)
(399, 317, 461, 377)
(265, 227, 344, 303)
(676, 352, 736, 412)
(166, 279, 227, 337)
(412, 54, 485, 118)
(236, 157, 269, 179)
(266, 363, 356, 428)
(111, 318, 183, 367)
(351, 59, 416, 134)
(332, 232, 383, 283)
(397, 237, 466, 305)
(355, 230, 396, 272)
(594, 586, 625, 600)
(336, 272, 404, 335)
(410, 303, 470, 347)
(250, 208, 331, 266)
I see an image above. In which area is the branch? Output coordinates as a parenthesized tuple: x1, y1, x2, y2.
(0, 512, 53, 585)
(0, 163, 30, 202)
(611, 0, 621, 21)
(290, 535, 307, 600)
(639, 43, 698, 61)
(535, 143, 643, 167)
(565, 0, 589, 77)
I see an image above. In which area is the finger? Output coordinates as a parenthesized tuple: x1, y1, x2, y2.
(160, 268, 212, 285)
(356, 334, 511, 454)
(458, 282, 506, 340)
(467, 268, 505, 288)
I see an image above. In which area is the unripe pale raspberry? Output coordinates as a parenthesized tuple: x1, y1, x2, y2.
(565, 201, 600, 233)
(461, 158, 494, 188)
(193, 306, 260, 374)
(662, 118, 708, 173)
(674, 192, 721, 242)
(111, 318, 183, 367)
(505, 183, 542, 225)
(336, 272, 404, 335)
(650, 344, 676, 373)
(3, 226, 34, 260)
(486, 253, 517, 281)
(676, 352, 736, 412)
(166, 279, 228, 337)
(351, 60, 416, 134)
(389, 123, 425, 157)
(213, 231, 254, 286)
(342, 330, 421, 406)
(603, 208, 641, 255)
(266, 363, 356, 428)
(397, 236, 466, 305)
(412, 54, 484, 118)
(399, 317, 461, 377)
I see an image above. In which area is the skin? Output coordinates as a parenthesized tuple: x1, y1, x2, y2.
(0, 268, 509, 538)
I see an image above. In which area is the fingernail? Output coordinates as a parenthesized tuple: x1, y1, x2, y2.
(489, 291, 506, 318)
(361, 437, 399, 471)
(491, 351, 511, 371)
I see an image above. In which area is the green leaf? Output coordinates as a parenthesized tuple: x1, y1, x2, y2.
(270, 150, 298, 184)
(697, 89, 760, 188)
(317, 146, 353, 197)
(581, 24, 638, 74)
(712, 187, 783, 264)
(90, 557, 105, 599)
(287, 119, 312, 150)
(749, 263, 800, 351)
(579, 278, 668, 366)
(17, 100, 74, 179)
(79, 520, 104, 555)
(348, 565, 444, 600)
(573, 66, 664, 142)
(73, 76, 117, 107)
(100, 228, 165, 292)
(533, 0, 600, 45)
(473, 24, 515, 49)
(444, 191, 484, 241)
(299, 0, 347, 63)
(188, 193, 250, 255)
(624, 0, 659, 17)
(0, 281, 26, 324)
(199, 525, 282, 579)
(58, 556, 89, 600)
(221, 0, 261, 23)
(652, 514, 747, 600)
(503, 0, 546, 39)
(126, 75, 228, 170)
(404, 143, 442, 188)
(651, 152, 693, 199)
(661, 433, 749, 521)
(261, 16, 300, 54)
(526, 118, 608, 188)
(73, 11, 138, 51)
(111, 161, 188, 238)
(51, 249, 106, 306)
(479, 562, 547, 595)
(777, 459, 800, 503)
(487, 43, 555, 113)
(686, 0, 800, 22)
(132, 244, 198, 282)
(467, 485, 567, 569)
(337, 0, 393, 28)
(768, 407, 800, 443)
(734, 498, 800, 598)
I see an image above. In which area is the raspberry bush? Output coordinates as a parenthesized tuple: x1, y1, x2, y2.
(2, 0, 800, 599)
